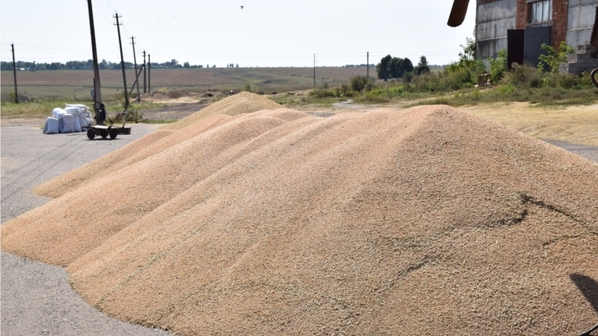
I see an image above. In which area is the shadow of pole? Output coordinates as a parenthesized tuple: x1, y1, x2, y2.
(570, 273, 598, 336)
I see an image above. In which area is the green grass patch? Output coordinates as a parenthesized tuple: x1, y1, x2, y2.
(1, 100, 74, 119)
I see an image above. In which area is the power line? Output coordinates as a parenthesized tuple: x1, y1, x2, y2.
(92, 0, 112, 24)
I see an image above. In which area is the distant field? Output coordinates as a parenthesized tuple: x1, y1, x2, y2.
(1, 67, 372, 101)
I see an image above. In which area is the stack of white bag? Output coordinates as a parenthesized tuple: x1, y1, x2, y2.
(43, 104, 94, 134)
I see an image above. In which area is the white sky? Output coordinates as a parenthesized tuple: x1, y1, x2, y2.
(1, 0, 476, 67)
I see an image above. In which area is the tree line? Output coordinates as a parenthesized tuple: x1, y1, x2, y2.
(0, 59, 206, 71)
(376, 55, 430, 81)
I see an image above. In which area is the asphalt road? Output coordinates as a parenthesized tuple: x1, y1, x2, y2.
(1, 121, 597, 336)
(1, 122, 173, 336)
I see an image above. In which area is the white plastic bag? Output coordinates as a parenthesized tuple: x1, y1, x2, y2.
(61, 114, 75, 133)
(52, 108, 67, 120)
(80, 113, 90, 128)
(64, 106, 82, 117)
(73, 114, 82, 132)
(43, 117, 59, 134)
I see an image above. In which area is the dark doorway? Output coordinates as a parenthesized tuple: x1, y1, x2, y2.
(507, 29, 525, 69)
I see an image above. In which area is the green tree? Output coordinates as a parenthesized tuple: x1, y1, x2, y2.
(489, 49, 507, 83)
(446, 37, 484, 74)
(384, 57, 414, 80)
(388, 57, 402, 79)
(537, 41, 575, 73)
(450, 37, 474, 70)
(376, 55, 392, 80)
(184, 62, 190, 68)
(415, 56, 430, 75)
(401, 58, 414, 77)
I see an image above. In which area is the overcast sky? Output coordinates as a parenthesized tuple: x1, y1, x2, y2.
(1, 0, 476, 67)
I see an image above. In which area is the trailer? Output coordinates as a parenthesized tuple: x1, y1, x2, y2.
(86, 125, 131, 140)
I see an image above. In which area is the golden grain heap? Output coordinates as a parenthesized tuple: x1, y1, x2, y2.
(3, 92, 597, 335)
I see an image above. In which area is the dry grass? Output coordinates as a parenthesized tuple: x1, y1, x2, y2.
(3, 93, 598, 335)
(461, 102, 598, 146)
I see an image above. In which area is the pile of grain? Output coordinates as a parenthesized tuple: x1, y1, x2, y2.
(3, 95, 598, 335)
(161, 91, 282, 131)
(34, 91, 281, 198)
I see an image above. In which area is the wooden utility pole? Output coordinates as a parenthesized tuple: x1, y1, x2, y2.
(143, 50, 147, 93)
(87, 0, 103, 123)
(313, 54, 316, 89)
(11, 44, 19, 103)
(114, 13, 129, 110)
(148, 53, 151, 93)
(367, 52, 369, 79)
(130, 36, 140, 102)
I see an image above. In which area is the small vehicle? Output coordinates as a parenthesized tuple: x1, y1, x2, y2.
(86, 103, 131, 140)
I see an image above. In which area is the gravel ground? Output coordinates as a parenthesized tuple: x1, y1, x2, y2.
(1, 116, 597, 335)
(1, 122, 173, 336)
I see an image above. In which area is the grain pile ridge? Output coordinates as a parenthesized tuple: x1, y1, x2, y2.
(3, 103, 598, 335)
(162, 91, 282, 131)
(35, 91, 282, 198)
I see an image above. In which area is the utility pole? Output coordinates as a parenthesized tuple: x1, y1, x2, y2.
(87, 0, 103, 123)
(114, 13, 129, 111)
(11, 44, 19, 103)
(130, 36, 140, 102)
(313, 53, 316, 89)
(143, 50, 147, 93)
(148, 53, 151, 93)
(367, 52, 370, 79)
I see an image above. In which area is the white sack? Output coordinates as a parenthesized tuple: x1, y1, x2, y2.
(52, 108, 67, 120)
(65, 106, 82, 116)
(60, 114, 75, 133)
(43, 117, 59, 134)
(80, 114, 90, 128)
(73, 114, 82, 132)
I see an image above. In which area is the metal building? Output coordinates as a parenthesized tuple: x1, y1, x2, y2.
(475, 0, 598, 73)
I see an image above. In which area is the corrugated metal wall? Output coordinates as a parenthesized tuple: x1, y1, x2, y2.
(567, 0, 598, 49)
(476, 0, 517, 66)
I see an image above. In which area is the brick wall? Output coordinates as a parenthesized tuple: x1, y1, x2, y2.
(551, 0, 568, 48)
(515, 0, 568, 48)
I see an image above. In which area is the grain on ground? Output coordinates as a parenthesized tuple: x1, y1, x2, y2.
(3, 93, 597, 335)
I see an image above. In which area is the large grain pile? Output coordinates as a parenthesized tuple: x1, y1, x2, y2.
(3, 93, 598, 335)
(34, 91, 281, 198)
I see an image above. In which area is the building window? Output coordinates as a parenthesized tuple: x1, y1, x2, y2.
(528, 0, 552, 23)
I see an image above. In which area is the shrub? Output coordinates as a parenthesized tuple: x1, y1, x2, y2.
(309, 88, 337, 99)
(558, 74, 578, 89)
(489, 49, 508, 83)
(537, 42, 575, 73)
(503, 63, 542, 88)
(349, 75, 374, 92)
(340, 83, 354, 97)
